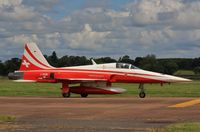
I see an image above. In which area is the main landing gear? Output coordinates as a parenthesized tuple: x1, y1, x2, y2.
(81, 93, 88, 98)
(61, 82, 71, 98)
(61, 82, 89, 98)
(62, 92, 71, 98)
(139, 83, 146, 98)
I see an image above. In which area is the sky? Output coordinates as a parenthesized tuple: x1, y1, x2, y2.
(0, 0, 200, 61)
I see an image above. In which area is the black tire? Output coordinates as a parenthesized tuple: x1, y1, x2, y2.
(139, 92, 146, 98)
(81, 93, 88, 98)
(62, 92, 70, 98)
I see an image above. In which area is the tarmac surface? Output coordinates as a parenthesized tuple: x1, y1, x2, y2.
(0, 97, 200, 132)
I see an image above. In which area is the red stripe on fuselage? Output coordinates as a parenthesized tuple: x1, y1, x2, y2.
(22, 68, 162, 78)
(21, 68, 166, 83)
(22, 69, 166, 84)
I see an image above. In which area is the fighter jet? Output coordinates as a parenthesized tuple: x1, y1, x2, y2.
(8, 42, 191, 98)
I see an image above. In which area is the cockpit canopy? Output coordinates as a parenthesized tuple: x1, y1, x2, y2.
(116, 63, 138, 69)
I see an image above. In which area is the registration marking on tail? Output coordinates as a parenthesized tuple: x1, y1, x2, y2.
(169, 99, 200, 108)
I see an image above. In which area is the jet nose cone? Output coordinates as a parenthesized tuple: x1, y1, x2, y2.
(165, 75, 192, 83)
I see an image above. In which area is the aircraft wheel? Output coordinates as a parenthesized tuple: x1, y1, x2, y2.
(81, 93, 88, 98)
(139, 92, 146, 98)
(62, 92, 70, 98)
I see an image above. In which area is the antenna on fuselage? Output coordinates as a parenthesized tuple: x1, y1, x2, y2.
(91, 59, 97, 65)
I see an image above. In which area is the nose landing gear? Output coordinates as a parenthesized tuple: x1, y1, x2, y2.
(139, 83, 146, 98)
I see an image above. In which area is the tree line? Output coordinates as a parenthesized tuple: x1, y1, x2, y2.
(0, 51, 200, 76)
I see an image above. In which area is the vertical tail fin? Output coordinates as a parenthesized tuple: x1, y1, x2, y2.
(19, 42, 53, 71)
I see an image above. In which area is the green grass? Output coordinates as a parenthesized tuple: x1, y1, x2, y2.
(0, 115, 16, 122)
(174, 70, 195, 75)
(0, 79, 61, 97)
(0, 78, 200, 97)
(151, 122, 200, 132)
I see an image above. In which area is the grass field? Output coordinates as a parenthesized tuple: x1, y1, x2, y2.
(174, 70, 195, 75)
(0, 115, 15, 122)
(0, 78, 200, 97)
(152, 122, 200, 132)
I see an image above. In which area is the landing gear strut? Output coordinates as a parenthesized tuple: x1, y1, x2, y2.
(61, 82, 70, 98)
(139, 83, 146, 98)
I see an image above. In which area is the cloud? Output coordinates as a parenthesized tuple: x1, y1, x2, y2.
(40, 32, 61, 48)
(62, 24, 110, 50)
(70, 8, 111, 25)
(0, 0, 37, 21)
(5, 34, 38, 45)
(0, 0, 22, 7)
(0, 0, 200, 60)
(127, 0, 200, 29)
(22, 0, 60, 12)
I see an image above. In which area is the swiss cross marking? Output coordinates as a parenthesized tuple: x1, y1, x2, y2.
(22, 60, 30, 68)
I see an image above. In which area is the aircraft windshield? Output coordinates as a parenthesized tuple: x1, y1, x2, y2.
(116, 63, 138, 69)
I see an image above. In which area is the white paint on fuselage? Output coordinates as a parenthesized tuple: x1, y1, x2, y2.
(17, 62, 191, 83)
(59, 63, 191, 83)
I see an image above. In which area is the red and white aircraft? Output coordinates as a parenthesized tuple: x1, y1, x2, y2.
(9, 42, 191, 98)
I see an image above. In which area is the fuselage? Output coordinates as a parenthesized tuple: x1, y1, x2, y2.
(14, 63, 191, 84)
